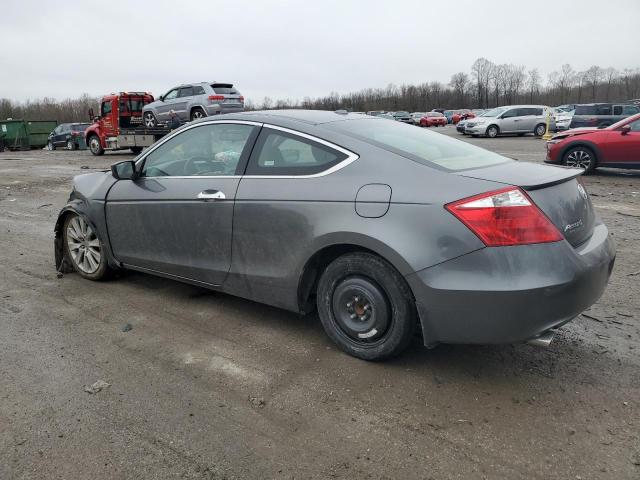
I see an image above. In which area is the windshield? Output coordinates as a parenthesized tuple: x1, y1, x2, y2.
(327, 118, 510, 171)
(481, 107, 508, 117)
(394, 111, 409, 116)
(71, 124, 90, 131)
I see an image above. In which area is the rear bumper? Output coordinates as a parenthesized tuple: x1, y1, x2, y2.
(204, 104, 244, 116)
(406, 223, 616, 346)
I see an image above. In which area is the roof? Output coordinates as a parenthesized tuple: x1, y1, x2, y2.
(211, 109, 376, 126)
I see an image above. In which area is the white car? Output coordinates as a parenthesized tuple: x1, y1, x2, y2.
(554, 108, 574, 131)
(464, 105, 555, 138)
(410, 112, 426, 125)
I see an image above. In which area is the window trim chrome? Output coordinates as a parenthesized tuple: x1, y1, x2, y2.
(134, 119, 360, 180)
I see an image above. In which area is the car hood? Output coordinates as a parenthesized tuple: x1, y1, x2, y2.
(552, 127, 600, 140)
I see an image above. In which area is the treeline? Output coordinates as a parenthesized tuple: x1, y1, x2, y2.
(3, 59, 640, 122)
(0, 94, 98, 123)
(248, 58, 640, 112)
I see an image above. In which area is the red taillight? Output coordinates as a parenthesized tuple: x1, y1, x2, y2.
(208, 95, 225, 101)
(445, 187, 562, 247)
(239, 96, 244, 103)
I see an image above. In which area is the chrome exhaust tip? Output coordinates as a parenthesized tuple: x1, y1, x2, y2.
(526, 330, 555, 348)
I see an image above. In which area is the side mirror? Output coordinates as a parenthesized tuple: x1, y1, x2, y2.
(621, 124, 631, 135)
(111, 160, 137, 180)
(159, 95, 165, 102)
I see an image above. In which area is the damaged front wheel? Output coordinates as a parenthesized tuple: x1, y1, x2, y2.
(63, 213, 110, 280)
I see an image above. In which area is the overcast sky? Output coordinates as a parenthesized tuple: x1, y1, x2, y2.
(1, 0, 639, 104)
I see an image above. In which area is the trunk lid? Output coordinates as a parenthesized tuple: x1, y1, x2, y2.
(456, 162, 596, 247)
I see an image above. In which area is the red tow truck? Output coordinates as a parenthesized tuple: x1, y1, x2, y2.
(85, 92, 170, 156)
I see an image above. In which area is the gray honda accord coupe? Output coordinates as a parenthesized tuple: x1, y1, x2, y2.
(54, 110, 615, 360)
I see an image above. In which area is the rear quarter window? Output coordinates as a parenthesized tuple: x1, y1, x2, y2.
(329, 119, 509, 172)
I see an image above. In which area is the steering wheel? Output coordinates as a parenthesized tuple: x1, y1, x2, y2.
(183, 156, 224, 176)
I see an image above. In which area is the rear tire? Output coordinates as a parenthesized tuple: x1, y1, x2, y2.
(316, 253, 417, 361)
(48, 141, 55, 151)
(88, 135, 104, 156)
(562, 145, 597, 173)
(190, 108, 206, 121)
(143, 112, 157, 128)
(66, 139, 76, 150)
(534, 123, 547, 137)
(486, 125, 499, 138)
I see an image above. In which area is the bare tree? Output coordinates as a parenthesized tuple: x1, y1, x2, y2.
(584, 65, 603, 101)
(602, 67, 619, 101)
(527, 68, 541, 103)
(471, 57, 493, 108)
(449, 72, 469, 106)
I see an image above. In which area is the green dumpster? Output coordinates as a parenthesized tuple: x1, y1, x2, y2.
(0, 120, 29, 151)
(25, 120, 58, 149)
(0, 119, 58, 150)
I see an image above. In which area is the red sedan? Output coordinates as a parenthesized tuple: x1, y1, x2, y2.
(545, 113, 640, 173)
(420, 112, 447, 127)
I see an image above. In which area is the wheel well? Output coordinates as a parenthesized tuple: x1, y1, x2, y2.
(54, 210, 75, 273)
(487, 124, 499, 133)
(190, 106, 206, 116)
(297, 244, 379, 313)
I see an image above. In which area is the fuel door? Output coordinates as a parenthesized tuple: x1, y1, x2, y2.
(355, 184, 392, 218)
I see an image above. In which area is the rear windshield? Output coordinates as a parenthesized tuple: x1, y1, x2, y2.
(211, 84, 238, 95)
(329, 119, 510, 171)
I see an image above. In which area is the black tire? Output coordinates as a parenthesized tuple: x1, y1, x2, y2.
(190, 108, 206, 121)
(517, 133, 526, 137)
(66, 139, 76, 150)
(486, 125, 499, 138)
(562, 145, 597, 174)
(130, 146, 143, 155)
(63, 213, 112, 280)
(534, 123, 547, 137)
(317, 252, 417, 361)
(143, 111, 157, 128)
(48, 141, 55, 151)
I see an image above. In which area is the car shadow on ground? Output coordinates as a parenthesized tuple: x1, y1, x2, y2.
(113, 270, 621, 389)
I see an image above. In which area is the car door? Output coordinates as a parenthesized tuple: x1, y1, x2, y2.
(229, 126, 355, 308)
(499, 108, 520, 133)
(605, 117, 640, 165)
(156, 88, 179, 122)
(175, 86, 194, 121)
(105, 121, 260, 285)
(101, 99, 117, 137)
(52, 125, 65, 146)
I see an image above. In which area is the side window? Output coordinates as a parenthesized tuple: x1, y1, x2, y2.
(532, 108, 543, 116)
(613, 105, 623, 115)
(597, 105, 612, 115)
(628, 119, 640, 132)
(193, 86, 206, 95)
(178, 87, 194, 98)
(623, 105, 639, 115)
(246, 129, 348, 176)
(142, 123, 256, 177)
(101, 101, 112, 116)
(501, 109, 518, 118)
(164, 89, 178, 101)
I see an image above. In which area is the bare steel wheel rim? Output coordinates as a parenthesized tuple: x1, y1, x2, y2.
(331, 276, 391, 344)
(67, 216, 101, 274)
(566, 149, 592, 169)
(67, 140, 73, 150)
(192, 110, 204, 119)
(536, 125, 546, 136)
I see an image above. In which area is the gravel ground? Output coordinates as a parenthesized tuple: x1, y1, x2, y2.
(1, 126, 639, 479)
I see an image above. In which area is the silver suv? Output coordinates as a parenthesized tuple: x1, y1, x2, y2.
(142, 82, 244, 127)
(465, 105, 555, 138)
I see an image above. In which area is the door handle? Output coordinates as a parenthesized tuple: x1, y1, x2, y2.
(197, 190, 225, 201)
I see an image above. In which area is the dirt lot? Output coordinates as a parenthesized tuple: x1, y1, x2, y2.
(1, 127, 639, 479)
